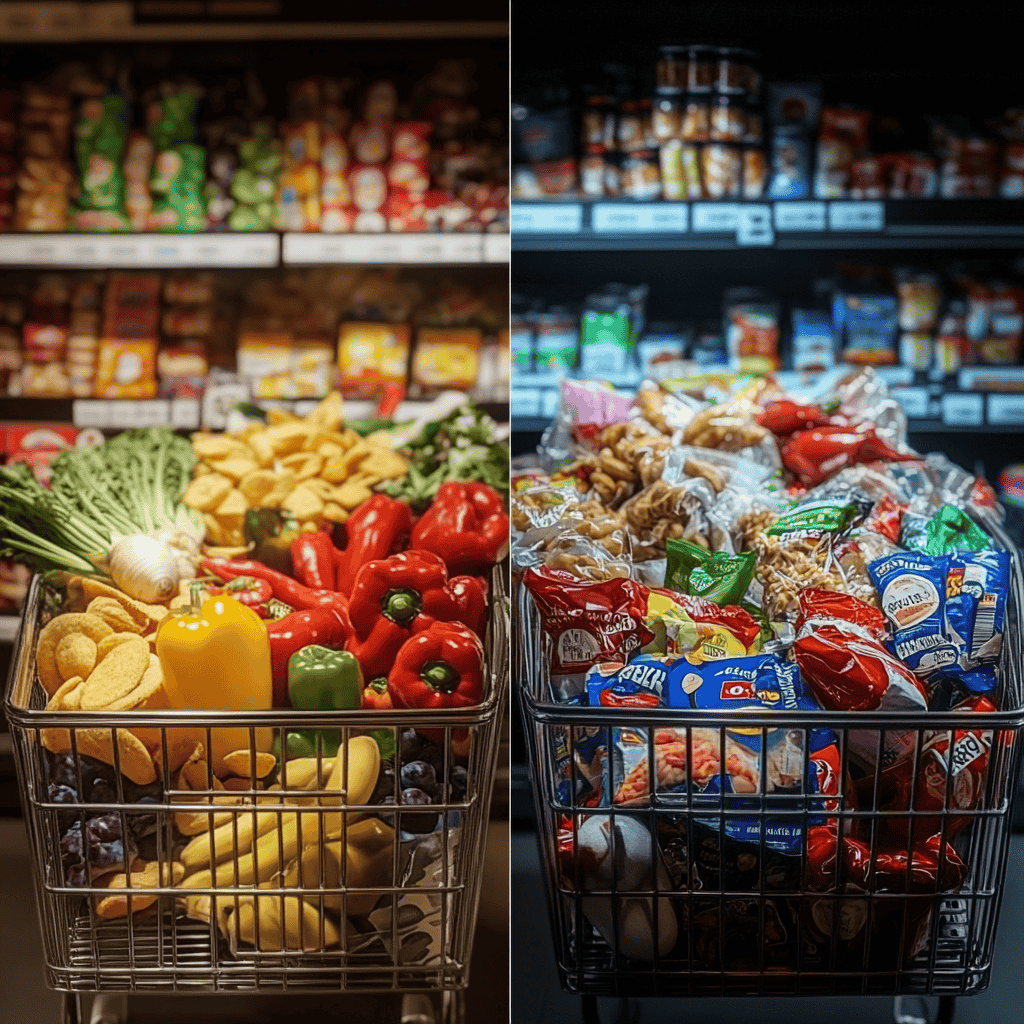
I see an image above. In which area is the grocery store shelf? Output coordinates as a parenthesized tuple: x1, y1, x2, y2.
(0, 3, 506, 42)
(282, 232, 507, 265)
(0, 233, 279, 268)
(0, 232, 509, 268)
(0, 396, 509, 430)
(511, 199, 1024, 251)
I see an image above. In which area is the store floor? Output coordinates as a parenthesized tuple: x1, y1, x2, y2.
(0, 816, 508, 1024)
(511, 831, 1024, 1024)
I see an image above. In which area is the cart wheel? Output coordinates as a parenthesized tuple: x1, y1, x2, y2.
(893, 995, 956, 1024)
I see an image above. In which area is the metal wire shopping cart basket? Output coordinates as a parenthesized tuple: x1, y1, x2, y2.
(3, 567, 508, 1005)
(517, 511, 1024, 1012)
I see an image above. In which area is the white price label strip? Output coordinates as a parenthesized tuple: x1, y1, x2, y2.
(773, 202, 827, 231)
(0, 233, 279, 267)
(941, 392, 984, 427)
(170, 398, 201, 429)
(282, 233, 483, 264)
(987, 394, 1024, 425)
(828, 201, 885, 231)
(736, 204, 774, 246)
(591, 203, 688, 233)
(510, 204, 583, 234)
(482, 233, 511, 262)
(691, 203, 740, 232)
(892, 387, 930, 419)
(72, 400, 110, 428)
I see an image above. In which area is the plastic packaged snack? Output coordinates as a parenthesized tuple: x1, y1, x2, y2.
(665, 539, 755, 605)
(722, 288, 780, 374)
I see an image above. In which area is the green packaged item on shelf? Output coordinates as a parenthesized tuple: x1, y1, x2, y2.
(231, 166, 276, 206)
(228, 204, 272, 231)
(907, 503, 991, 555)
(151, 143, 205, 195)
(148, 91, 198, 150)
(665, 538, 757, 607)
(149, 191, 206, 233)
(74, 94, 129, 228)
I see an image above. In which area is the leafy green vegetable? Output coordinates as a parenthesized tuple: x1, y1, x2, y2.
(0, 428, 202, 576)
(376, 401, 508, 512)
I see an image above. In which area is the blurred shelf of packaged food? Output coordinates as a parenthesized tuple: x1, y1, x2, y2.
(0, 2, 507, 42)
(0, 233, 509, 268)
(0, 617, 18, 644)
(511, 199, 1024, 251)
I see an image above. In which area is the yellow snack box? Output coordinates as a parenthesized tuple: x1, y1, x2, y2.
(337, 322, 410, 398)
(94, 338, 157, 399)
(411, 327, 482, 393)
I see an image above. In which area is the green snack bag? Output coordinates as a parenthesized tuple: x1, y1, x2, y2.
(921, 504, 990, 555)
(765, 500, 860, 538)
(665, 538, 757, 606)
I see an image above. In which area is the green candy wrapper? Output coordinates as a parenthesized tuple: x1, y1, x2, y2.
(918, 504, 991, 555)
(665, 538, 757, 606)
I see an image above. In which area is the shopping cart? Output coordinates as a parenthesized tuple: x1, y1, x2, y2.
(517, 512, 1024, 1024)
(4, 568, 508, 1024)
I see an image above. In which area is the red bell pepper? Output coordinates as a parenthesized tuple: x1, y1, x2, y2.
(756, 398, 840, 437)
(781, 424, 914, 486)
(362, 677, 393, 710)
(387, 621, 484, 741)
(202, 557, 349, 619)
(334, 494, 413, 596)
(266, 605, 353, 708)
(345, 550, 487, 680)
(410, 481, 509, 576)
(206, 575, 273, 617)
(291, 531, 337, 591)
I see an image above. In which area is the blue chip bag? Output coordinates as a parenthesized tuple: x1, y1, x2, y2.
(602, 655, 839, 854)
(944, 549, 1009, 694)
(869, 551, 959, 678)
(585, 654, 674, 709)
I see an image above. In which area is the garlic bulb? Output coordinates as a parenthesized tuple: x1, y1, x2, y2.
(108, 534, 181, 603)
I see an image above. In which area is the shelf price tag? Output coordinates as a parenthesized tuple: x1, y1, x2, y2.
(510, 203, 583, 234)
(540, 389, 562, 418)
(828, 201, 885, 231)
(892, 387, 930, 419)
(170, 398, 201, 429)
(691, 203, 740, 232)
(874, 366, 915, 388)
(736, 204, 774, 246)
(987, 394, 1024, 425)
(483, 233, 511, 262)
(203, 383, 251, 430)
(941, 392, 984, 427)
(773, 201, 827, 232)
(591, 203, 688, 233)
(72, 400, 110, 428)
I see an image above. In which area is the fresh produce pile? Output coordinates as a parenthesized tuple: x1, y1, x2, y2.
(515, 368, 1011, 971)
(5, 392, 508, 956)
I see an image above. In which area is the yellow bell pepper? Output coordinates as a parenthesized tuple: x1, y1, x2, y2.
(156, 583, 274, 776)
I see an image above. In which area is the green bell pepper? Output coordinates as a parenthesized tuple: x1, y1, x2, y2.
(272, 729, 340, 761)
(288, 645, 363, 710)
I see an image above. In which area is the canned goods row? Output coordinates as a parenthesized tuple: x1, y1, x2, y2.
(579, 143, 767, 202)
(656, 45, 762, 100)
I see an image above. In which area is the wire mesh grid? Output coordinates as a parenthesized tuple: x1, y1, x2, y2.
(4, 567, 509, 994)
(516, 514, 1024, 999)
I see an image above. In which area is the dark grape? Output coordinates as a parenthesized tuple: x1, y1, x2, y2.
(399, 729, 422, 763)
(401, 761, 437, 796)
(399, 788, 439, 834)
(61, 813, 136, 887)
(449, 766, 468, 800)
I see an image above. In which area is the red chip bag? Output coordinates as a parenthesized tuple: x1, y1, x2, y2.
(524, 567, 653, 698)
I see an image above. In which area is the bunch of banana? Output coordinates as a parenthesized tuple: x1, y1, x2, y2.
(176, 736, 382, 953)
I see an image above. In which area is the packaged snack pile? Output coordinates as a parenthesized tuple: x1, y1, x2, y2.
(516, 367, 1014, 970)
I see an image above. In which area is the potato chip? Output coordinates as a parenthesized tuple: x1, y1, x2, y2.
(93, 858, 185, 919)
(107, 654, 166, 712)
(76, 727, 156, 785)
(209, 457, 258, 483)
(321, 455, 348, 484)
(191, 435, 250, 460)
(96, 632, 139, 663)
(182, 473, 233, 512)
(261, 471, 297, 509)
(306, 391, 344, 432)
(282, 484, 325, 520)
(322, 502, 349, 524)
(155, 733, 207, 776)
(37, 613, 114, 696)
(79, 635, 150, 710)
(334, 480, 374, 510)
(239, 469, 278, 505)
(87, 596, 146, 634)
(47, 675, 84, 713)
(203, 545, 253, 560)
(280, 452, 323, 481)
(75, 579, 169, 624)
(263, 422, 311, 457)
(55, 634, 97, 681)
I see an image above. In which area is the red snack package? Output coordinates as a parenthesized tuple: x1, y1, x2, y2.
(648, 588, 762, 653)
(524, 566, 652, 699)
(755, 398, 841, 438)
(794, 588, 928, 713)
(781, 423, 914, 486)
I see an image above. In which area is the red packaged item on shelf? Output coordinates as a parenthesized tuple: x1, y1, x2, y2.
(781, 423, 913, 485)
(978, 282, 1024, 365)
(849, 156, 885, 199)
(350, 121, 390, 165)
(940, 136, 998, 198)
(534, 158, 577, 197)
(814, 107, 870, 198)
(888, 153, 937, 198)
(523, 567, 653, 697)
(793, 588, 928, 714)
(999, 141, 1024, 198)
